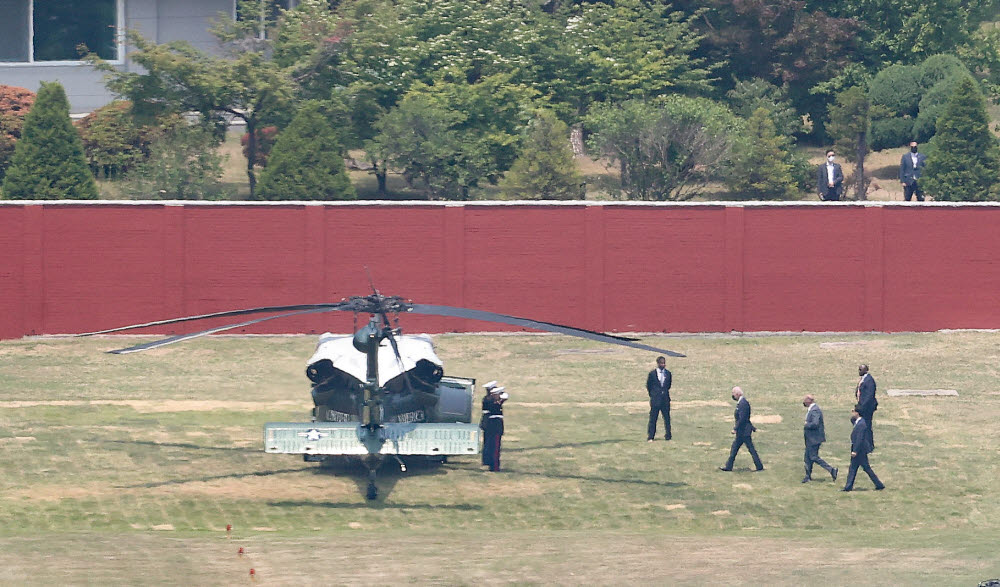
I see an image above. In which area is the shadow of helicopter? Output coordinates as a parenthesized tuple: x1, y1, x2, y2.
(117, 467, 312, 489)
(310, 454, 460, 502)
(267, 500, 483, 510)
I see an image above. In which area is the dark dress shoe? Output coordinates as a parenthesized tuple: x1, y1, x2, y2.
(801, 477, 811, 483)
(831, 467, 839, 481)
(875, 485, 885, 491)
(718, 467, 732, 471)
(841, 488, 852, 492)
(755, 467, 765, 472)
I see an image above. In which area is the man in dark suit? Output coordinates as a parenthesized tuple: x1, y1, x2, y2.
(719, 387, 764, 471)
(842, 408, 884, 491)
(817, 149, 844, 201)
(899, 140, 927, 202)
(645, 356, 672, 441)
(855, 364, 877, 451)
(802, 395, 837, 483)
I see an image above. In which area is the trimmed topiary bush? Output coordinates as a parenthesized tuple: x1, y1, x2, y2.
(868, 64, 923, 117)
(255, 101, 355, 201)
(869, 117, 914, 151)
(913, 73, 975, 143)
(1, 82, 97, 200)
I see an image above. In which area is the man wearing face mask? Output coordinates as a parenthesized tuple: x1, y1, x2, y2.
(719, 387, 764, 472)
(899, 140, 927, 202)
(817, 149, 844, 201)
(842, 408, 884, 492)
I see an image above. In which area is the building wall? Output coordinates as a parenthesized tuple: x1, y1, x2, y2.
(1, 201, 999, 340)
(0, 0, 235, 114)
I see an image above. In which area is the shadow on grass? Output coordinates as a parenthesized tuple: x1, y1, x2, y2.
(267, 500, 482, 510)
(504, 438, 633, 453)
(503, 467, 687, 489)
(102, 439, 257, 453)
(312, 456, 452, 502)
(119, 467, 311, 489)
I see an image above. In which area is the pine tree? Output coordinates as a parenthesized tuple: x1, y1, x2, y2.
(500, 110, 583, 200)
(922, 77, 1000, 201)
(726, 108, 799, 200)
(255, 101, 356, 201)
(1, 82, 98, 200)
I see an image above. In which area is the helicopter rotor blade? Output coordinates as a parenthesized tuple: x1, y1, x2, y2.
(76, 304, 349, 336)
(407, 304, 685, 357)
(107, 307, 339, 354)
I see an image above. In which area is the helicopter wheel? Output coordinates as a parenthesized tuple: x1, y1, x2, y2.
(366, 482, 378, 500)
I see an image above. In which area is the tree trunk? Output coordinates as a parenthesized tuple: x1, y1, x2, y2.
(855, 131, 867, 200)
(245, 119, 258, 199)
(374, 162, 387, 198)
(570, 124, 585, 157)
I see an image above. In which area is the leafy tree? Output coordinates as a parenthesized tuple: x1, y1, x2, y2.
(89, 24, 295, 197)
(725, 108, 800, 200)
(76, 101, 181, 179)
(499, 109, 583, 200)
(119, 125, 233, 201)
(827, 87, 881, 200)
(1, 82, 97, 200)
(586, 97, 738, 201)
(0, 85, 35, 182)
(568, 0, 715, 105)
(726, 79, 804, 138)
(922, 77, 1000, 201)
(368, 75, 534, 199)
(673, 0, 859, 136)
(806, 0, 999, 65)
(256, 101, 356, 200)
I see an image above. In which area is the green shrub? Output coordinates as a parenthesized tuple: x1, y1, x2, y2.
(922, 77, 1000, 201)
(0, 85, 36, 182)
(1, 82, 97, 200)
(119, 125, 233, 200)
(499, 109, 583, 200)
(869, 117, 914, 151)
(76, 101, 180, 179)
(913, 73, 974, 143)
(919, 54, 969, 89)
(869, 64, 923, 117)
(255, 101, 355, 200)
(726, 108, 801, 200)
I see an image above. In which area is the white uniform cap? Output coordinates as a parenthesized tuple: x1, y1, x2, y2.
(484, 380, 499, 390)
(489, 386, 505, 395)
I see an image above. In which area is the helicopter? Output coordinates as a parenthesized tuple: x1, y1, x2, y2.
(80, 291, 684, 500)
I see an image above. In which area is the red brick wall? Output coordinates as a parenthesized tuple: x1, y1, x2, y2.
(2, 202, 999, 339)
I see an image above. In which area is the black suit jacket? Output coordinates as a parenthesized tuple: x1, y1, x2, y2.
(817, 162, 844, 195)
(857, 374, 877, 414)
(733, 397, 754, 438)
(646, 369, 672, 403)
(850, 418, 873, 455)
(899, 151, 927, 184)
(804, 404, 826, 445)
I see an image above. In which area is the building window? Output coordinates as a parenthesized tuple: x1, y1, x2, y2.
(237, 0, 296, 39)
(0, 0, 120, 63)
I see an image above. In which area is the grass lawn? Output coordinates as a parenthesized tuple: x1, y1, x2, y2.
(1, 331, 999, 584)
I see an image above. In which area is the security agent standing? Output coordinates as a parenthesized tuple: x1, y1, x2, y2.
(802, 395, 837, 483)
(719, 387, 764, 472)
(645, 356, 672, 441)
(842, 408, 884, 492)
(855, 364, 877, 451)
(482, 385, 508, 472)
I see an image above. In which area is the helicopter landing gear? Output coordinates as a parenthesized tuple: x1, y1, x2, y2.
(364, 455, 381, 500)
